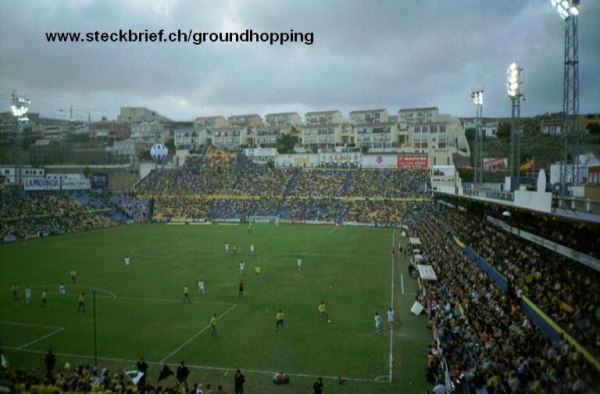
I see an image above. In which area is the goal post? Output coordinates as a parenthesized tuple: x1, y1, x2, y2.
(247, 215, 280, 226)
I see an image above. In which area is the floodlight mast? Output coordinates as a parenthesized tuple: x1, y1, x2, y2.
(551, 0, 580, 197)
(10, 90, 30, 187)
(507, 63, 523, 192)
(471, 89, 484, 185)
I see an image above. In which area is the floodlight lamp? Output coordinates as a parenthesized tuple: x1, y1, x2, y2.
(570, 6, 579, 15)
(471, 90, 483, 105)
(11, 105, 29, 118)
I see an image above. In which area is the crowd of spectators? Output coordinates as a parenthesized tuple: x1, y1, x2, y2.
(0, 194, 118, 241)
(0, 361, 225, 394)
(404, 202, 598, 393)
(287, 170, 348, 197)
(151, 197, 209, 220)
(108, 192, 150, 221)
(345, 199, 410, 226)
(436, 206, 600, 359)
(501, 210, 600, 258)
(211, 197, 279, 219)
(230, 155, 293, 196)
(347, 169, 428, 198)
(135, 152, 429, 223)
(278, 197, 340, 221)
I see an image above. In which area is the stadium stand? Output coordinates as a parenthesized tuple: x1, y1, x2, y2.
(136, 151, 429, 223)
(404, 202, 599, 392)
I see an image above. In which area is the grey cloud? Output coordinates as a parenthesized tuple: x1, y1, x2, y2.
(1, 0, 598, 120)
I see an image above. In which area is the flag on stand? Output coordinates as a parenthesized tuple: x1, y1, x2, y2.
(124, 369, 144, 385)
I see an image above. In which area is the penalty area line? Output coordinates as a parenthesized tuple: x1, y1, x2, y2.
(159, 303, 238, 363)
(18, 327, 65, 350)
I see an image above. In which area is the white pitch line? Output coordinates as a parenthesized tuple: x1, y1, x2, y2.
(59, 285, 117, 298)
(8, 346, 385, 383)
(106, 295, 234, 306)
(0, 321, 63, 330)
(401, 274, 405, 295)
(18, 327, 65, 349)
(160, 303, 238, 363)
(388, 229, 395, 384)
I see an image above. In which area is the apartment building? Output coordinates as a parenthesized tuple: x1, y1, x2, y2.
(228, 114, 263, 128)
(212, 125, 250, 150)
(265, 112, 302, 127)
(349, 109, 389, 124)
(404, 109, 470, 166)
(117, 107, 171, 124)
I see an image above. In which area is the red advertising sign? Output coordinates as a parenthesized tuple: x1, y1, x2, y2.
(397, 155, 428, 169)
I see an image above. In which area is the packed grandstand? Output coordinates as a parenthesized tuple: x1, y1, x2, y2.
(1, 148, 599, 392)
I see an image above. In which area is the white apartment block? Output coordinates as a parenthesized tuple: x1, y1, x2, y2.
(305, 110, 343, 125)
(406, 110, 470, 166)
(349, 109, 389, 124)
(228, 114, 263, 128)
(355, 121, 398, 149)
(255, 125, 292, 147)
(398, 107, 438, 130)
(194, 116, 229, 129)
(117, 107, 171, 124)
(131, 121, 166, 143)
(109, 138, 151, 157)
(174, 128, 205, 150)
(212, 126, 249, 150)
(302, 123, 344, 149)
(265, 112, 302, 127)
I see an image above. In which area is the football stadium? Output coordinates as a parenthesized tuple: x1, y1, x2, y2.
(1, 146, 599, 393)
(2, 1, 600, 393)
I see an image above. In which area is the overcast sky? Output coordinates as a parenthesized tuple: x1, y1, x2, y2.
(1, 0, 599, 122)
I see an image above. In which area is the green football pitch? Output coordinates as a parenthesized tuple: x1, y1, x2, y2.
(0, 223, 431, 393)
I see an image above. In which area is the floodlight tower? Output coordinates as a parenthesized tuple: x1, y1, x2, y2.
(550, 0, 580, 196)
(10, 90, 31, 187)
(471, 89, 484, 185)
(507, 63, 523, 191)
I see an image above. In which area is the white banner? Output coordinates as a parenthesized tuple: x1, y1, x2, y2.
(24, 177, 60, 191)
(417, 264, 438, 281)
(361, 154, 398, 169)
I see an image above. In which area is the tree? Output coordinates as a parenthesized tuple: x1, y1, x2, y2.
(587, 122, 600, 135)
(522, 117, 540, 136)
(496, 121, 511, 141)
(137, 149, 152, 161)
(465, 128, 476, 144)
(276, 134, 295, 154)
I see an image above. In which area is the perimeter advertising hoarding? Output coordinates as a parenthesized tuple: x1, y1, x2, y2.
(23, 175, 90, 191)
(91, 172, 109, 193)
(23, 177, 60, 191)
(397, 155, 428, 169)
(483, 158, 507, 170)
(361, 155, 398, 169)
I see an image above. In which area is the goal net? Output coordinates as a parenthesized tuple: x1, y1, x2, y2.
(247, 215, 280, 226)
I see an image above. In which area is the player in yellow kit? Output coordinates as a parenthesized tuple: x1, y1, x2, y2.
(77, 292, 85, 312)
(183, 284, 191, 304)
(318, 301, 329, 322)
(210, 314, 219, 336)
(275, 310, 285, 332)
